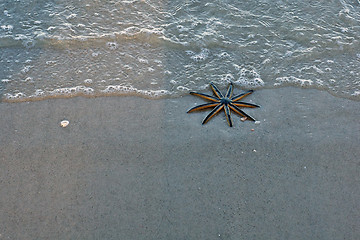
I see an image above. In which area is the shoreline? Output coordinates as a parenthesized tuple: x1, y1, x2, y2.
(0, 87, 359, 239)
(1, 85, 360, 104)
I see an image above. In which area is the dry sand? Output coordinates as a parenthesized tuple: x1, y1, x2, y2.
(0, 87, 359, 239)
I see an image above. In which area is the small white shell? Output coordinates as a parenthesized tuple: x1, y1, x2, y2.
(240, 117, 247, 122)
(60, 120, 69, 128)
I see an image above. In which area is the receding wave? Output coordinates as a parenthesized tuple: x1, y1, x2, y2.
(0, 27, 188, 50)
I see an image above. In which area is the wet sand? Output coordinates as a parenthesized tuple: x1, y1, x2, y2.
(0, 87, 359, 239)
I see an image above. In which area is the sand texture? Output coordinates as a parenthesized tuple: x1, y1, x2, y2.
(0, 87, 359, 239)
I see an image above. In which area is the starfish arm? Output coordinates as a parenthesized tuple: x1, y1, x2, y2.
(210, 82, 224, 98)
(231, 101, 260, 108)
(224, 104, 233, 127)
(202, 104, 224, 125)
(231, 90, 254, 101)
(229, 103, 256, 121)
(187, 102, 221, 113)
(225, 83, 234, 98)
(190, 92, 220, 102)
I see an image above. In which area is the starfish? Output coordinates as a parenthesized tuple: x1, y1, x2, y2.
(187, 82, 260, 127)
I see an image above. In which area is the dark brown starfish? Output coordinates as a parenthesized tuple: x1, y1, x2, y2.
(187, 82, 260, 127)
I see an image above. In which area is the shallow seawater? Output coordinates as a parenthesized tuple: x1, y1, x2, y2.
(1, 0, 359, 102)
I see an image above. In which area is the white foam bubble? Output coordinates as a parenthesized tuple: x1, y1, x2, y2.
(66, 14, 77, 20)
(23, 77, 33, 82)
(177, 25, 189, 32)
(176, 86, 190, 91)
(21, 65, 32, 73)
(34, 89, 45, 96)
(84, 79, 93, 85)
(102, 84, 169, 97)
(138, 58, 149, 64)
(123, 26, 141, 35)
(221, 73, 234, 82)
(235, 67, 264, 87)
(1, 25, 13, 31)
(123, 65, 133, 70)
(4, 92, 26, 100)
(46, 60, 57, 65)
(3, 10, 10, 17)
(189, 48, 210, 62)
(351, 90, 360, 96)
(218, 52, 230, 59)
(106, 42, 118, 50)
(49, 86, 94, 96)
(91, 52, 99, 57)
(47, 26, 56, 31)
(275, 76, 313, 87)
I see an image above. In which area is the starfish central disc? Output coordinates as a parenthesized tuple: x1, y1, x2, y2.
(220, 98, 231, 105)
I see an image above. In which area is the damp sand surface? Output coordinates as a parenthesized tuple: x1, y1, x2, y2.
(0, 87, 359, 239)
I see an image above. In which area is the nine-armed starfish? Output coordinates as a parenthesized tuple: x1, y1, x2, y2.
(187, 82, 260, 127)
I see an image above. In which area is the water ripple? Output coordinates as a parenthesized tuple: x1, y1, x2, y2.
(0, 0, 359, 101)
